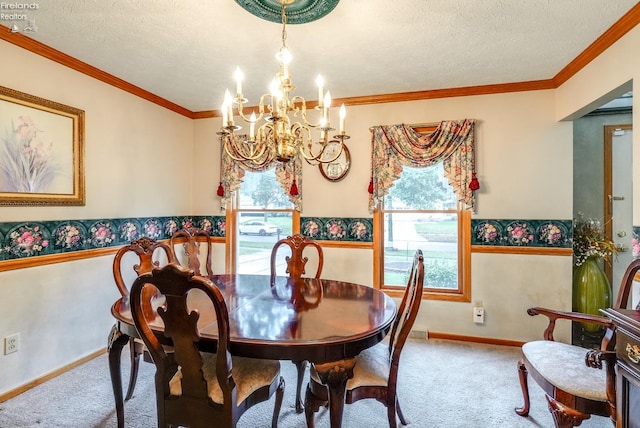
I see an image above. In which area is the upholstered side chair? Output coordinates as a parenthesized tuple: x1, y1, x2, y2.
(129, 263, 285, 428)
(515, 258, 640, 427)
(270, 233, 324, 413)
(111, 237, 176, 400)
(304, 249, 425, 428)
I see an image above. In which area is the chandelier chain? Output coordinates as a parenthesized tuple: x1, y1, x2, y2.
(281, 2, 288, 48)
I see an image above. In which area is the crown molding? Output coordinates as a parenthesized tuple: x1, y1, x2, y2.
(0, 25, 195, 118)
(553, 2, 640, 86)
(2, 3, 639, 119)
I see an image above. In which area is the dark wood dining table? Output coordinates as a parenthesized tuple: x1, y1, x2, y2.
(108, 273, 397, 428)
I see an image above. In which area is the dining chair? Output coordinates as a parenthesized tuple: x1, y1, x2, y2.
(270, 233, 324, 413)
(515, 258, 640, 428)
(129, 263, 285, 428)
(170, 227, 214, 278)
(111, 236, 177, 401)
(304, 249, 425, 428)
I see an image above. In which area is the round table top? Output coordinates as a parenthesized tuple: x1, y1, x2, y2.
(112, 273, 397, 363)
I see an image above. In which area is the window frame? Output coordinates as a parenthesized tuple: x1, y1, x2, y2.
(373, 202, 471, 302)
(225, 191, 299, 275)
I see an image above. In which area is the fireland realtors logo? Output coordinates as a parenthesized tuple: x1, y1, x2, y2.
(1, 2, 39, 32)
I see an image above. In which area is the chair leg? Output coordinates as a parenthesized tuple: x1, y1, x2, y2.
(293, 360, 308, 413)
(272, 376, 285, 428)
(396, 398, 409, 425)
(515, 359, 530, 416)
(387, 403, 398, 428)
(546, 395, 591, 428)
(304, 382, 327, 428)
(125, 339, 142, 401)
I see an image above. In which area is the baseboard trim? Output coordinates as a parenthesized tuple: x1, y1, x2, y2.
(426, 331, 525, 347)
(0, 348, 106, 403)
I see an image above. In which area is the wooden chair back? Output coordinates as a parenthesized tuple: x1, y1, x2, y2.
(387, 249, 425, 380)
(112, 237, 176, 297)
(129, 263, 235, 427)
(170, 227, 213, 278)
(270, 234, 324, 284)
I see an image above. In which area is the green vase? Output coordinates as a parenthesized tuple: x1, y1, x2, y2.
(573, 256, 612, 332)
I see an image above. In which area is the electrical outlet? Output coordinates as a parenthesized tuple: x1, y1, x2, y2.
(473, 307, 485, 324)
(4, 333, 20, 355)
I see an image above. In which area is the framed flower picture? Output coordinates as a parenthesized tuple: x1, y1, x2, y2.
(0, 85, 85, 206)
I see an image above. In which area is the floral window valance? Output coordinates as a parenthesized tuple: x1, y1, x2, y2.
(218, 146, 302, 211)
(368, 119, 478, 212)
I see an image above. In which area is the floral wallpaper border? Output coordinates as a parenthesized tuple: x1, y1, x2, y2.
(301, 217, 373, 242)
(3, 216, 634, 260)
(0, 216, 226, 261)
(472, 219, 573, 248)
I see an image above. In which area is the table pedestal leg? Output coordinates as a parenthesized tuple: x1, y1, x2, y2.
(108, 324, 129, 428)
(313, 358, 356, 428)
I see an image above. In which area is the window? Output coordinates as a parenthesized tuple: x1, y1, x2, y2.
(234, 169, 296, 274)
(376, 163, 470, 301)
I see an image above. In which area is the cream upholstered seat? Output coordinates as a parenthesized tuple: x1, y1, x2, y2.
(311, 340, 391, 390)
(169, 354, 281, 404)
(522, 341, 606, 402)
(515, 259, 640, 428)
(305, 249, 425, 428)
(130, 263, 285, 428)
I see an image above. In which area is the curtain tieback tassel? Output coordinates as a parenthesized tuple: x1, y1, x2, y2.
(290, 179, 299, 196)
(469, 173, 480, 191)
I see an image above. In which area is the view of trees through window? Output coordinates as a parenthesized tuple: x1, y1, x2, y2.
(236, 169, 293, 274)
(383, 164, 460, 291)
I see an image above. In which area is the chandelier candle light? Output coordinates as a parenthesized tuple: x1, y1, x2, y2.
(220, 0, 349, 165)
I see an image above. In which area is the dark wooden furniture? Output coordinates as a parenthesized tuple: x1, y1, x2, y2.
(109, 273, 396, 428)
(270, 233, 324, 413)
(603, 308, 640, 428)
(170, 227, 214, 278)
(111, 237, 176, 401)
(515, 259, 640, 427)
(129, 264, 284, 428)
(270, 233, 324, 283)
(304, 249, 425, 428)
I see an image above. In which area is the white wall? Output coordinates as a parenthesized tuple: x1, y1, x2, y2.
(0, 39, 194, 395)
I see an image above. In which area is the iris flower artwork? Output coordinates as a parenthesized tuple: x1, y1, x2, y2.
(1, 115, 60, 193)
(0, 86, 84, 206)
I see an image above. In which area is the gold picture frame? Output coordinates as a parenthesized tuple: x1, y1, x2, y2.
(0, 86, 85, 206)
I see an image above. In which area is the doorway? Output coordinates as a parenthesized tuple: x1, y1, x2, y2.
(604, 125, 633, 299)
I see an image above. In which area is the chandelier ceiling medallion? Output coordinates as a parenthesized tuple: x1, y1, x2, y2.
(220, 0, 348, 165)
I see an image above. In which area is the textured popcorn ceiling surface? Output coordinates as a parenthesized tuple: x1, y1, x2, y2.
(9, 0, 639, 112)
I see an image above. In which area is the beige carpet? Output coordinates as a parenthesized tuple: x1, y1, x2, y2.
(0, 338, 613, 427)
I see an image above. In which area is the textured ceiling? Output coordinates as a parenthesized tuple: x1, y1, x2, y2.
(4, 0, 639, 112)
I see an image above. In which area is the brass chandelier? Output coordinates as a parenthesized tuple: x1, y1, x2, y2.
(219, 0, 348, 165)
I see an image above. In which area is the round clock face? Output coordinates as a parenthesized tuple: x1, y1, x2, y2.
(319, 142, 350, 182)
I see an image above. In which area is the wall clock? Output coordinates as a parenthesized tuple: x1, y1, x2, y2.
(318, 142, 350, 182)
